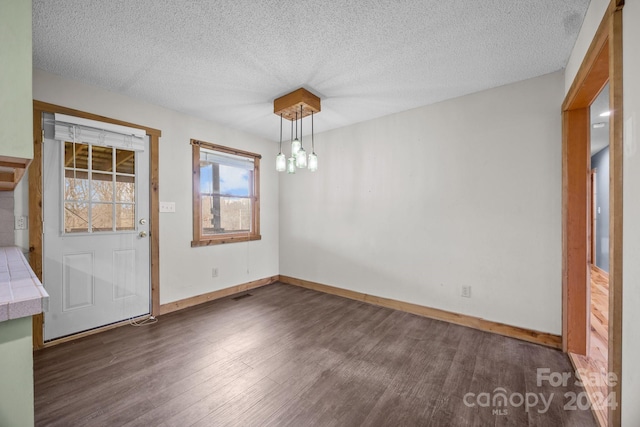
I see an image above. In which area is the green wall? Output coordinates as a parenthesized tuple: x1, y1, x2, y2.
(0, 0, 33, 160)
(0, 2, 35, 423)
(0, 317, 34, 427)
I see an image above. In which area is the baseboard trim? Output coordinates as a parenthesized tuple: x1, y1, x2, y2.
(279, 275, 562, 349)
(159, 275, 279, 315)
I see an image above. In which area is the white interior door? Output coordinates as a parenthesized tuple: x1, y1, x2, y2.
(42, 113, 150, 341)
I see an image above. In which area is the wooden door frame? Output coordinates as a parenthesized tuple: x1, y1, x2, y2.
(588, 168, 597, 266)
(30, 101, 161, 349)
(562, 1, 623, 425)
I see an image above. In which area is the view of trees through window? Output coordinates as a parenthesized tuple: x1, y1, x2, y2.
(199, 162, 251, 235)
(191, 140, 260, 246)
(64, 142, 136, 233)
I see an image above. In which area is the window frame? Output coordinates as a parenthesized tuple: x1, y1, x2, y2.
(191, 139, 261, 247)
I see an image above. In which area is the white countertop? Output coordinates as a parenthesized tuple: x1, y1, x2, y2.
(0, 246, 49, 322)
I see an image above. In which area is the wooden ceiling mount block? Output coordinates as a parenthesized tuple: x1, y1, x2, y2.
(274, 88, 321, 121)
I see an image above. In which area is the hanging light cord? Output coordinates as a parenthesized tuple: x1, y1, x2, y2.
(311, 111, 315, 152)
(279, 113, 283, 153)
(300, 105, 303, 147)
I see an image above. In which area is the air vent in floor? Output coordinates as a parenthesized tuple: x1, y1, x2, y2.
(232, 293, 252, 301)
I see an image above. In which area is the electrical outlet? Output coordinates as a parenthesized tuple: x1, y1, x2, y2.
(461, 286, 471, 298)
(212, 267, 218, 278)
(14, 215, 28, 230)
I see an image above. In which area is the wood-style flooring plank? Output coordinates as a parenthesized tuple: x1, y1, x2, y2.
(589, 265, 609, 373)
(34, 282, 596, 426)
(568, 265, 610, 427)
(123, 359, 250, 426)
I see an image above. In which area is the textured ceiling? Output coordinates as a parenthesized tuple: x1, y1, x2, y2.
(32, 0, 590, 141)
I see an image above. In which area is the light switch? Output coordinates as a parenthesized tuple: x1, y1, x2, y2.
(160, 202, 176, 213)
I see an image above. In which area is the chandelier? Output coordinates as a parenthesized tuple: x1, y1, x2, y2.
(274, 88, 321, 173)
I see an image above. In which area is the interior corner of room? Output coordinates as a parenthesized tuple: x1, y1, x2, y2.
(2, 0, 640, 426)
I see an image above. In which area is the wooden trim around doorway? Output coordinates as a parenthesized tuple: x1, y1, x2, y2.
(562, 1, 623, 425)
(607, 5, 623, 427)
(562, 107, 591, 356)
(30, 101, 162, 350)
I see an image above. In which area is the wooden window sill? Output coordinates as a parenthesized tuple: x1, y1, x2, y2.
(191, 234, 261, 247)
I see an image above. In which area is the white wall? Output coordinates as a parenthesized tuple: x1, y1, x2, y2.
(564, 0, 609, 94)
(280, 71, 564, 334)
(31, 69, 279, 305)
(622, 2, 640, 425)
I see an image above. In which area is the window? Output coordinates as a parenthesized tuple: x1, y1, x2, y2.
(191, 139, 261, 246)
(64, 142, 136, 233)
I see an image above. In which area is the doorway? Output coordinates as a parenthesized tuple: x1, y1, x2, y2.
(562, 2, 623, 426)
(41, 112, 151, 340)
(570, 84, 612, 425)
(30, 101, 162, 347)
(589, 84, 611, 376)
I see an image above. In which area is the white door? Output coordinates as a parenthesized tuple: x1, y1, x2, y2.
(42, 113, 151, 341)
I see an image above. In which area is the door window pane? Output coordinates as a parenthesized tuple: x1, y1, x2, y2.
(92, 203, 113, 232)
(64, 142, 89, 170)
(64, 202, 89, 233)
(116, 204, 135, 231)
(91, 174, 114, 202)
(64, 175, 90, 201)
(92, 145, 113, 171)
(115, 176, 135, 203)
(115, 149, 135, 174)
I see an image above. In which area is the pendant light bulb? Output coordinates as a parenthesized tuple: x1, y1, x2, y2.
(286, 156, 296, 174)
(276, 113, 286, 172)
(276, 153, 286, 172)
(308, 152, 318, 171)
(296, 106, 306, 168)
(291, 111, 301, 156)
(291, 138, 301, 156)
(296, 147, 307, 168)
(307, 111, 318, 172)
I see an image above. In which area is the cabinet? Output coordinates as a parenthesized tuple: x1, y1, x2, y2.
(0, 0, 33, 191)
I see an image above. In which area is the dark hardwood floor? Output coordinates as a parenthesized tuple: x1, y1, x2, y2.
(34, 283, 596, 426)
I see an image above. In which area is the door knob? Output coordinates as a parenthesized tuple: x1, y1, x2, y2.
(139, 231, 148, 238)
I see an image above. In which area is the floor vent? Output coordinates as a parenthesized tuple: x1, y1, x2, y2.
(232, 293, 252, 301)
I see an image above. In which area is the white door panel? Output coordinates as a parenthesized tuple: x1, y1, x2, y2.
(42, 113, 150, 341)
